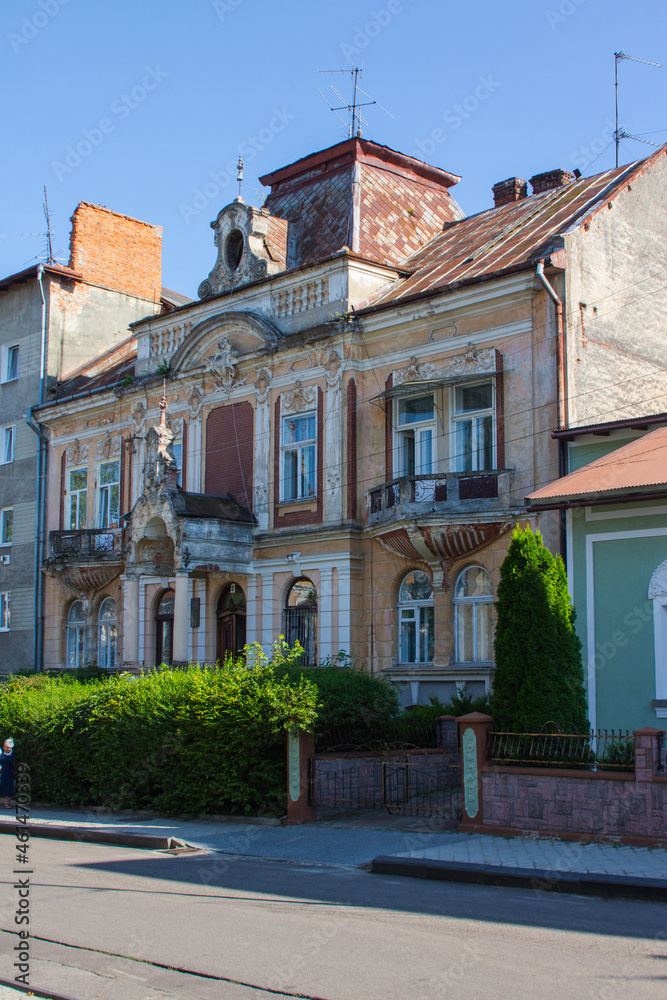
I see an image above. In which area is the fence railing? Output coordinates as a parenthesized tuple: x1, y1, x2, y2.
(488, 729, 635, 772)
(49, 528, 122, 559)
(315, 719, 439, 753)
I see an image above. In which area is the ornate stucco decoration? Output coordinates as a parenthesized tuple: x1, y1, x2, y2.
(393, 357, 436, 386)
(66, 439, 88, 465)
(323, 349, 343, 388)
(143, 387, 178, 491)
(446, 346, 496, 376)
(207, 338, 248, 396)
(97, 433, 121, 460)
(254, 367, 272, 404)
(282, 381, 317, 415)
(198, 200, 287, 299)
(132, 401, 147, 433)
(649, 559, 667, 598)
(187, 385, 204, 418)
(46, 564, 123, 600)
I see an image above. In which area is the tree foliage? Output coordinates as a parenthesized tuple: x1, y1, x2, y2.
(492, 525, 588, 733)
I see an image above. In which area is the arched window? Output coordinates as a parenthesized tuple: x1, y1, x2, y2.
(217, 584, 246, 663)
(283, 578, 317, 665)
(155, 589, 175, 666)
(66, 601, 86, 669)
(98, 598, 117, 671)
(454, 566, 494, 662)
(399, 570, 434, 663)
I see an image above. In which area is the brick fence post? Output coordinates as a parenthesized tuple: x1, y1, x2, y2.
(633, 727, 663, 781)
(284, 729, 316, 825)
(457, 712, 494, 830)
(436, 715, 457, 750)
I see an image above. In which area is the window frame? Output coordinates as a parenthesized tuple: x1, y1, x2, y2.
(280, 410, 317, 502)
(393, 393, 438, 479)
(397, 570, 434, 665)
(0, 425, 15, 466)
(450, 380, 496, 473)
(97, 458, 121, 529)
(453, 565, 494, 664)
(66, 601, 86, 668)
(0, 507, 13, 547)
(2, 345, 19, 384)
(67, 465, 88, 530)
(97, 597, 117, 671)
(0, 592, 9, 631)
(172, 439, 183, 488)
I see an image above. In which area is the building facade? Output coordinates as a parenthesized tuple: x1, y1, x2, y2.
(35, 138, 667, 706)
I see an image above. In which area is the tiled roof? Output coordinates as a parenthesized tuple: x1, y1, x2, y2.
(53, 337, 137, 399)
(526, 426, 667, 506)
(365, 160, 645, 308)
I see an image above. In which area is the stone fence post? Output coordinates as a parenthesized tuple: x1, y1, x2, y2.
(633, 727, 664, 781)
(436, 715, 458, 750)
(284, 729, 316, 825)
(457, 712, 494, 830)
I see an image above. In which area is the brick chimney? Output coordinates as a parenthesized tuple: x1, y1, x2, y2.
(529, 169, 575, 195)
(68, 202, 162, 304)
(492, 177, 528, 208)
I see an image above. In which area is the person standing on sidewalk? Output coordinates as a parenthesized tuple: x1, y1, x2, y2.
(0, 738, 15, 807)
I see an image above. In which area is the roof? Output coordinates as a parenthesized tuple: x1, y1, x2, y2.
(364, 157, 652, 309)
(52, 336, 137, 400)
(160, 287, 192, 309)
(526, 426, 667, 508)
(0, 262, 81, 294)
(553, 412, 667, 439)
(169, 490, 254, 524)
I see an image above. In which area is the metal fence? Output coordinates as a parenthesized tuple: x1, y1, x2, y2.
(315, 719, 438, 753)
(282, 606, 317, 665)
(488, 729, 635, 772)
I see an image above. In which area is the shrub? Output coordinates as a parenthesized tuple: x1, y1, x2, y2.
(402, 692, 492, 724)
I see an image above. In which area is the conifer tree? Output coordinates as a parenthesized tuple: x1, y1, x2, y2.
(492, 525, 589, 733)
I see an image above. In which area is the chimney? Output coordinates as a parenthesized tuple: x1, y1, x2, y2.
(529, 169, 575, 195)
(492, 177, 528, 208)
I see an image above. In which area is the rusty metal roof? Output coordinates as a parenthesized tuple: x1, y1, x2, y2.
(366, 157, 653, 308)
(526, 426, 667, 507)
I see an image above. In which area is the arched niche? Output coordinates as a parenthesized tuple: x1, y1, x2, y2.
(170, 311, 281, 374)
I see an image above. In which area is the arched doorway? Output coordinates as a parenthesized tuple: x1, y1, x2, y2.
(283, 578, 318, 665)
(216, 584, 246, 663)
(155, 589, 175, 665)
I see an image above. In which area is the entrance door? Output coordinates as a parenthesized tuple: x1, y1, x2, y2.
(155, 589, 175, 665)
(216, 584, 246, 663)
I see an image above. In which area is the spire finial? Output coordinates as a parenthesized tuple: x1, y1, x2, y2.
(159, 379, 167, 426)
(236, 156, 244, 200)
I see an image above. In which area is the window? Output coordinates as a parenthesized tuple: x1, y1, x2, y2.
(0, 508, 12, 546)
(68, 468, 87, 529)
(4, 346, 18, 383)
(172, 440, 183, 487)
(98, 460, 120, 528)
(395, 394, 436, 477)
(281, 413, 316, 501)
(66, 601, 85, 668)
(98, 598, 117, 671)
(283, 578, 317, 665)
(155, 589, 175, 665)
(452, 382, 495, 472)
(0, 592, 9, 631)
(454, 566, 494, 662)
(1, 426, 15, 465)
(398, 570, 434, 663)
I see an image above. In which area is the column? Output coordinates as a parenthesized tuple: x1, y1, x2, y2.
(197, 577, 207, 664)
(246, 575, 257, 646)
(318, 566, 333, 661)
(187, 577, 195, 662)
(261, 573, 275, 651)
(325, 376, 344, 522)
(122, 576, 140, 666)
(187, 417, 202, 493)
(254, 395, 271, 530)
(173, 572, 189, 664)
(337, 564, 352, 654)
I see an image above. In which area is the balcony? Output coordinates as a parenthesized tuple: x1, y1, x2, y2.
(367, 471, 512, 526)
(49, 528, 123, 560)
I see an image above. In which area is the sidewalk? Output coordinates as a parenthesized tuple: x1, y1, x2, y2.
(2, 807, 666, 898)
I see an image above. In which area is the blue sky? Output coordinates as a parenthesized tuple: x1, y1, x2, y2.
(1, 0, 666, 298)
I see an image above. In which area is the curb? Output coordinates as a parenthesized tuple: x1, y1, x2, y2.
(0, 822, 184, 851)
(370, 856, 667, 901)
(0, 974, 82, 1000)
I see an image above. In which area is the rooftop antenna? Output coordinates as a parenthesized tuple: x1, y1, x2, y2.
(22, 186, 64, 265)
(614, 51, 662, 167)
(317, 66, 394, 138)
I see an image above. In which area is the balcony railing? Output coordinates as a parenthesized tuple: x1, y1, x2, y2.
(49, 528, 123, 560)
(367, 471, 511, 523)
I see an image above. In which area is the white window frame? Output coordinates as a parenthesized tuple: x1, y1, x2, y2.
(450, 381, 496, 473)
(280, 411, 317, 502)
(0, 507, 12, 547)
(393, 393, 438, 479)
(97, 459, 120, 528)
(2, 345, 19, 384)
(1, 425, 15, 465)
(66, 601, 86, 668)
(0, 592, 9, 631)
(172, 439, 183, 488)
(398, 571, 434, 664)
(67, 466, 88, 530)
(98, 597, 118, 671)
(453, 566, 494, 663)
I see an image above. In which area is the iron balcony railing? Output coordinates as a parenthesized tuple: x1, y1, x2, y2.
(49, 528, 123, 559)
(367, 470, 510, 521)
(488, 729, 635, 772)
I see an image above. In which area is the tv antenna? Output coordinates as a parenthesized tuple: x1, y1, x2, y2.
(22, 186, 64, 265)
(317, 66, 394, 138)
(614, 51, 662, 167)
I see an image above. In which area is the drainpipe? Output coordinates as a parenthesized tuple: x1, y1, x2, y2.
(27, 265, 48, 671)
(536, 259, 566, 429)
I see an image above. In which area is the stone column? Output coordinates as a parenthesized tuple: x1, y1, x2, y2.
(318, 566, 333, 661)
(325, 370, 344, 522)
(172, 573, 190, 665)
(457, 712, 494, 830)
(187, 417, 202, 493)
(254, 382, 271, 530)
(284, 730, 316, 825)
(122, 576, 140, 666)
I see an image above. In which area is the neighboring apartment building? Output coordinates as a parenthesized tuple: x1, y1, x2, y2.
(0, 203, 169, 670)
(34, 138, 667, 706)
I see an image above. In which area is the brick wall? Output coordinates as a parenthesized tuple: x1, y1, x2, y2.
(68, 202, 162, 302)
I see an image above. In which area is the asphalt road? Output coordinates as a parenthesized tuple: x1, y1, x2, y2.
(0, 837, 666, 1000)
